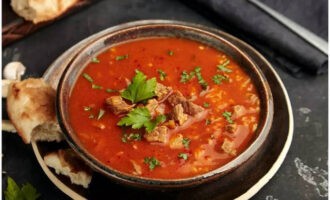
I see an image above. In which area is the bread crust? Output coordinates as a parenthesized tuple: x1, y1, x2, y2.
(44, 149, 92, 188)
(7, 78, 57, 143)
(11, 0, 79, 24)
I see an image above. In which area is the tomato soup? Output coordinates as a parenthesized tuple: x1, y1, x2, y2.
(68, 38, 260, 179)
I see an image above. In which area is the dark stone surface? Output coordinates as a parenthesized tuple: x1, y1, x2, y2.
(2, 0, 328, 199)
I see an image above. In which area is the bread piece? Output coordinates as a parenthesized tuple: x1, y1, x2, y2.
(44, 149, 92, 188)
(11, 0, 78, 24)
(31, 122, 63, 142)
(2, 120, 17, 133)
(6, 78, 63, 143)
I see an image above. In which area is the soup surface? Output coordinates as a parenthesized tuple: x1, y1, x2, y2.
(69, 38, 260, 179)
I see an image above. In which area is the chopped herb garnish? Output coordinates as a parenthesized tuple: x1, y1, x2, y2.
(117, 107, 165, 133)
(217, 60, 231, 72)
(128, 133, 141, 141)
(157, 69, 167, 81)
(212, 74, 229, 85)
(205, 119, 212, 125)
(97, 109, 105, 120)
(92, 84, 103, 90)
(182, 138, 191, 149)
(83, 106, 91, 111)
(178, 153, 188, 160)
(91, 57, 100, 63)
(4, 177, 40, 200)
(144, 156, 161, 170)
(168, 50, 174, 56)
(203, 102, 210, 108)
(223, 111, 234, 124)
(180, 71, 195, 83)
(121, 70, 157, 103)
(116, 54, 129, 61)
(82, 73, 93, 83)
(106, 88, 118, 93)
(121, 133, 141, 143)
(121, 135, 128, 143)
(194, 67, 208, 90)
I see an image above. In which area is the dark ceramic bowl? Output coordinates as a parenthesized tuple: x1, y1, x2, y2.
(57, 20, 274, 189)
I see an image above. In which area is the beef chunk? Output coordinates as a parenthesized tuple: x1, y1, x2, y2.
(172, 104, 188, 125)
(167, 91, 186, 106)
(167, 91, 205, 116)
(145, 99, 166, 117)
(155, 83, 173, 101)
(105, 96, 135, 115)
(181, 101, 205, 116)
(144, 126, 168, 143)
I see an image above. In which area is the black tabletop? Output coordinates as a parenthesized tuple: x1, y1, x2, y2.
(2, 0, 328, 199)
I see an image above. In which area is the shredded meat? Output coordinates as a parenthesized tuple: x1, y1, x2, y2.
(105, 96, 135, 115)
(172, 104, 188, 125)
(144, 126, 168, 143)
(155, 83, 173, 101)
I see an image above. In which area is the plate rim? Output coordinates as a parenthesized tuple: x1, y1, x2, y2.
(34, 20, 294, 200)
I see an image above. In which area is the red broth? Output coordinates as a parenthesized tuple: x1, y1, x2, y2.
(68, 38, 260, 179)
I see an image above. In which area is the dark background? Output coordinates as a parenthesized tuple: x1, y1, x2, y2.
(2, 0, 328, 199)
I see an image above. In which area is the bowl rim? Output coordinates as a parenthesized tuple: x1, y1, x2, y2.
(56, 20, 274, 188)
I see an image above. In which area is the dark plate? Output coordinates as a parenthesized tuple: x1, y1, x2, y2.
(31, 20, 293, 200)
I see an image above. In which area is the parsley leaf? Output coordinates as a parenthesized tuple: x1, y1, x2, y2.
(106, 88, 118, 93)
(4, 177, 40, 200)
(212, 74, 229, 85)
(121, 133, 141, 143)
(182, 138, 191, 149)
(92, 84, 103, 89)
(91, 57, 100, 63)
(217, 60, 231, 72)
(180, 71, 195, 83)
(82, 73, 93, 83)
(144, 115, 166, 133)
(116, 55, 128, 61)
(117, 108, 165, 133)
(144, 157, 161, 170)
(117, 107, 151, 129)
(121, 70, 157, 103)
(178, 153, 188, 160)
(157, 69, 167, 81)
(168, 50, 174, 56)
(21, 184, 40, 200)
(223, 111, 234, 124)
(194, 67, 208, 90)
